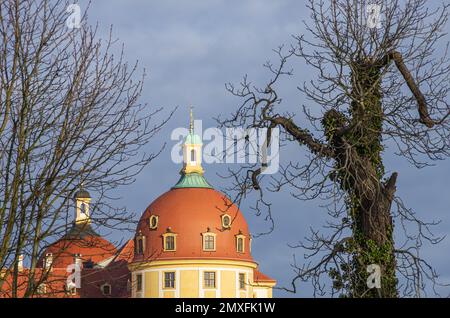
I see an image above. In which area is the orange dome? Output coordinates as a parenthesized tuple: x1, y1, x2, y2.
(133, 187, 255, 263)
(39, 224, 117, 268)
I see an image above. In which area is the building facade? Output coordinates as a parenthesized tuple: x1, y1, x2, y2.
(128, 111, 275, 298)
(0, 112, 275, 298)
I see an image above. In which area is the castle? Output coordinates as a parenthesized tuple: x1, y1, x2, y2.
(0, 112, 275, 298)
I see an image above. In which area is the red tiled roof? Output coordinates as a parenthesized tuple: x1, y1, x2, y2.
(133, 188, 254, 264)
(254, 269, 276, 283)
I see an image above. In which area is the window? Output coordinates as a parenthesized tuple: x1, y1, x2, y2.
(204, 235, 215, 250)
(74, 253, 82, 268)
(136, 234, 145, 255)
(163, 233, 177, 251)
(149, 215, 159, 230)
(221, 214, 231, 229)
(80, 202, 87, 215)
(136, 274, 142, 292)
(239, 273, 246, 290)
(66, 282, 77, 296)
(136, 237, 144, 254)
(190, 149, 196, 162)
(204, 272, 216, 288)
(36, 283, 47, 295)
(101, 283, 111, 296)
(68, 287, 77, 296)
(164, 272, 175, 289)
(202, 232, 216, 251)
(166, 236, 175, 250)
(138, 239, 144, 254)
(237, 238, 244, 252)
(44, 253, 53, 269)
(236, 234, 245, 253)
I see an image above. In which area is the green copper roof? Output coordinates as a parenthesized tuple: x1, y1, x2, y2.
(172, 172, 213, 189)
(184, 133, 202, 145)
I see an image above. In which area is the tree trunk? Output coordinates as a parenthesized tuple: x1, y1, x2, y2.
(324, 61, 398, 297)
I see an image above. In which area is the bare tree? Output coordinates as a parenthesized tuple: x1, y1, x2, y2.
(218, 0, 449, 297)
(0, 0, 172, 297)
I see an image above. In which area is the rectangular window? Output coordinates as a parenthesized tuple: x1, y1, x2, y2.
(204, 271, 216, 288)
(136, 236, 144, 254)
(239, 273, 246, 290)
(136, 274, 142, 292)
(165, 236, 175, 251)
(237, 237, 244, 253)
(164, 272, 175, 289)
(204, 235, 215, 251)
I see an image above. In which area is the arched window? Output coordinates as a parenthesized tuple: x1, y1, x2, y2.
(190, 149, 196, 162)
(237, 237, 244, 252)
(80, 202, 87, 215)
(44, 253, 53, 269)
(136, 232, 145, 255)
(236, 233, 246, 253)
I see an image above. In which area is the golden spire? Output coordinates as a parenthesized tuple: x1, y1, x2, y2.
(189, 106, 194, 134)
(180, 106, 204, 176)
(189, 107, 194, 134)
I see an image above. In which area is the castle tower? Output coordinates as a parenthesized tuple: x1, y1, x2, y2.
(128, 111, 276, 298)
(74, 186, 91, 225)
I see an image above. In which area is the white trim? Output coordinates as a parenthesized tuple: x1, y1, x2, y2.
(216, 270, 221, 298)
(158, 271, 163, 298)
(199, 270, 204, 298)
(141, 271, 145, 298)
(175, 270, 180, 298)
(235, 270, 239, 298)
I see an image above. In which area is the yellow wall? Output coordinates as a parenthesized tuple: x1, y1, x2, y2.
(221, 271, 235, 298)
(180, 270, 199, 298)
(130, 259, 273, 299)
(147, 271, 159, 298)
(204, 290, 216, 298)
(163, 291, 175, 298)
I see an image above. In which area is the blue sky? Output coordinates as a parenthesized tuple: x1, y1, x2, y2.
(81, 0, 450, 297)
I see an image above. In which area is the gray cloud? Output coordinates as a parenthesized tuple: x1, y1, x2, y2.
(78, 0, 450, 297)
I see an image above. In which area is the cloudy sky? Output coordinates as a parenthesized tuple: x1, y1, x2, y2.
(80, 0, 450, 297)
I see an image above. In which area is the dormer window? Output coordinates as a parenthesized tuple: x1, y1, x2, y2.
(44, 253, 53, 270)
(36, 283, 47, 295)
(74, 253, 83, 269)
(163, 232, 177, 251)
(149, 215, 159, 230)
(136, 232, 145, 255)
(66, 282, 77, 296)
(101, 283, 111, 296)
(236, 233, 246, 253)
(202, 231, 216, 251)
